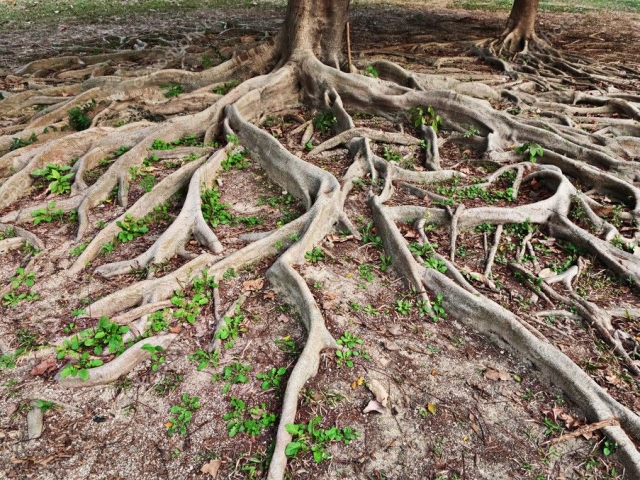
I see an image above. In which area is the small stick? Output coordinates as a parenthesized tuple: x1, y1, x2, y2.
(545, 418, 619, 445)
(346, 22, 352, 71)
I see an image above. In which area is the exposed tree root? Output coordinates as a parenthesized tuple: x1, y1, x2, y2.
(3, 17, 640, 479)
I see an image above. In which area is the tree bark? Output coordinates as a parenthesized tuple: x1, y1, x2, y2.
(502, 0, 540, 52)
(277, 0, 350, 67)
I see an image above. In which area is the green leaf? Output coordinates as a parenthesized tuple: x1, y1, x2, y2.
(285, 441, 304, 457)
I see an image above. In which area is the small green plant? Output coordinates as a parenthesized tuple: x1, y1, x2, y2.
(335, 332, 370, 368)
(359, 221, 383, 249)
(3, 268, 39, 307)
(223, 268, 237, 280)
(409, 241, 437, 257)
(408, 105, 443, 133)
(59, 352, 103, 381)
(222, 148, 249, 170)
(10, 267, 35, 290)
(382, 146, 402, 162)
(141, 344, 166, 371)
(101, 242, 114, 255)
(285, 416, 360, 463)
(162, 84, 184, 98)
(275, 336, 299, 354)
(395, 299, 412, 315)
(31, 201, 64, 225)
(68, 100, 96, 131)
(475, 222, 496, 234)
(312, 110, 337, 135)
(603, 439, 618, 456)
(379, 254, 392, 271)
(116, 214, 148, 243)
(31, 163, 74, 194)
(305, 247, 325, 263)
(542, 417, 563, 437)
(420, 294, 447, 322)
(10, 132, 38, 151)
(69, 241, 87, 257)
(212, 80, 239, 95)
(57, 316, 130, 360)
(424, 256, 447, 273)
(463, 125, 480, 138)
(166, 393, 201, 436)
(515, 142, 544, 163)
(223, 397, 277, 437)
(213, 362, 252, 394)
(364, 64, 379, 78)
(256, 367, 287, 391)
(358, 264, 374, 282)
(35, 399, 55, 412)
(201, 187, 233, 227)
(214, 307, 245, 349)
(189, 349, 219, 371)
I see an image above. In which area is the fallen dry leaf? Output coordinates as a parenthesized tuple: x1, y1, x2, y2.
(383, 339, 400, 351)
(484, 367, 511, 382)
(363, 400, 386, 414)
(387, 325, 402, 336)
(427, 403, 437, 415)
(327, 234, 354, 243)
(242, 278, 264, 291)
(277, 314, 289, 323)
(169, 325, 182, 334)
(368, 379, 388, 407)
(264, 291, 276, 300)
(31, 357, 57, 376)
(324, 291, 337, 301)
(201, 459, 222, 478)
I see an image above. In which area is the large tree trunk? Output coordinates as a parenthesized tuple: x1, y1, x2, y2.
(502, 0, 540, 52)
(277, 0, 350, 67)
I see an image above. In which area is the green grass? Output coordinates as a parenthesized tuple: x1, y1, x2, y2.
(454, 0, 640, 13)
(0, 0, 273, 27)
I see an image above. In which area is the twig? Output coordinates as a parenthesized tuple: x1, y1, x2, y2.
(545, 418, 619, 445)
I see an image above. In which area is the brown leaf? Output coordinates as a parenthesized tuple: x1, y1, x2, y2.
(383, 339, 400, 351)
(31, 357, 57, 376)
(403, 231, 417, 239)
(387, 325, 402, 336)
(277, 314, 289, 323)
(324, 291, 337, 301)
(263, 291, 276, 300)
(483, 367, 511, 382)
(368, 379, 388, 407)
(471, 422, 480, 434)
(201, 459, 222, 478)
(169, 325, 182, 334)
(242, 278, 264, 292)
(363, 400, 386, 414)
(327, 234, 353, 243)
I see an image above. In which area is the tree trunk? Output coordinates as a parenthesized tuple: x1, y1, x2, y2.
(277, 0, 350, 67)
(502, 0, 539, 52)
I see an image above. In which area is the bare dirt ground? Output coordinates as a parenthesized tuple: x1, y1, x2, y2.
(0, 2, 639, 480)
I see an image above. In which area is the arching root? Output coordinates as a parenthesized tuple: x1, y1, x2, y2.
(56, 334, 176, 388)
